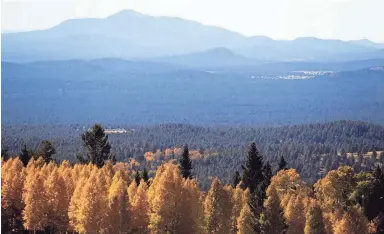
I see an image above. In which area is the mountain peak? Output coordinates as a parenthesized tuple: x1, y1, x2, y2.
(106, 9, 146, 19)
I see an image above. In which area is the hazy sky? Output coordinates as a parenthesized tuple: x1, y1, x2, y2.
(2, 0, 384, 42)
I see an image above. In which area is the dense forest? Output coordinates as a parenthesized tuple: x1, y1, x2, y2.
(2, 61, 384, 125)
(2, 139, 384, 234)
(2, 120, 384, 188)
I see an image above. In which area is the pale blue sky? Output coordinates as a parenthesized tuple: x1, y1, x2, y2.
(2, 0, 384, 42)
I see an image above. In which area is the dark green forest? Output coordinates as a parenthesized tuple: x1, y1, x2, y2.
(2, 120, 384, 189)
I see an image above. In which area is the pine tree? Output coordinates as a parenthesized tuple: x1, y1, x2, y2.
(304, 203, 326, 234)
(232, 171, 241, 188)
(38, 140, 56, 163)
(179, 144, 192, 179)
(134, 170, 141, 186)
(362, 165, 384, 233)
(19, 145, 32, 167)
(278, 156, 288, 171)
(257, 162, 273, 206)
(78, 124, 114, 168)
(242, 142, 264, 193)
(141, 167, 150, 185)
(260, 186, 287, 234)
(1, 148, 9, 161)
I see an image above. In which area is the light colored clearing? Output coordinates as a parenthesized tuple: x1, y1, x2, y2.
(344, 151, 383, 159)
(105, 128, 128, 134)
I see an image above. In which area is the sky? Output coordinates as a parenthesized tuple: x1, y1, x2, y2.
(2, 0, 384, 42)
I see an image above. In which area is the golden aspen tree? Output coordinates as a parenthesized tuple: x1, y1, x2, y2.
(44, 167, 69, 232)
(231, 184, 245, 233)
(26, 157, 36, 170)
(2, 158, 25, 211)
(176, 179, 201, 234)
(204, 177, 232, 234)
(68, 174, 87, 231)
(147, 162, 184, 233)
(102, 160, 115, 188)
(1, 158, 25, 232)
(237, 189, 256, 234)
(333, 206, 369, 234)
(127, 180, 138, 205)
(304, 202, 326, 234)
(107, 170, 129, 233)
(284, 194, 306, 234)
(35, 156, 46, 168)
(269, 169, 311, 208)
(68, 169, 109, 233)
(130, 179, 150, 233)
(314, 166, 355, 215)
(22, 166, 48, 231)
(260, 186, 287, 234)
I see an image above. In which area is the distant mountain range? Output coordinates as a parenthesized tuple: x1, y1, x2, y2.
(2, 9, 384, 63)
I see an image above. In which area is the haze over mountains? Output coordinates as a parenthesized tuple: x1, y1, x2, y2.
(2, 9, 384, 63)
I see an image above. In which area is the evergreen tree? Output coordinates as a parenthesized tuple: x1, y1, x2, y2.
(134, 171, 141, 186)
(242, 142, 264, 193)
(304, 203, 326, 234)
(38, 140, 56, 163)
(371, 150, 378, 161)
(141, 167, 150, 186)
(1, 148, 9, 161)
(241, 143, 265, 232)
(19, 145, 32, 167)
(379, 152, 384, 163)
(363, 166, 384, 222)
(278, 156, 288, 171)
(78, 124, 114, 168)
(232, 171, 241, 188)
(179, 144, 192, 179)
(258, 162, 272, 204)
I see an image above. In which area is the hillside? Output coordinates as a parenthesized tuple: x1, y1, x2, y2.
(3, 120, 384, 188)
(2, 60, 384, 125)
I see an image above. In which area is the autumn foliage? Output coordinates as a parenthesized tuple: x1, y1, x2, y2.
(1, 156, 381, 234)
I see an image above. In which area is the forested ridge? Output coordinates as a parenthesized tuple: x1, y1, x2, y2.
(2, 120, 384, 188)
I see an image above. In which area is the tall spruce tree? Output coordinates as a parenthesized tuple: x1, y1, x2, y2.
(242, 142, 264, 193)
(232, 171, 241, 188)
(1, 148, 9, 161)
(179, 144, 192, 179)
(241, 143, 265, 232)
(363, 166, 384, 228)
(37, 140, 56, 163)
(278, 156, 288, 171)
(142, 168, 150, 186)
(134, 171, 141, 186)
(257, 162, 273, 204)
(78, 124, 114, 168)
(19, 145, 32, 167)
